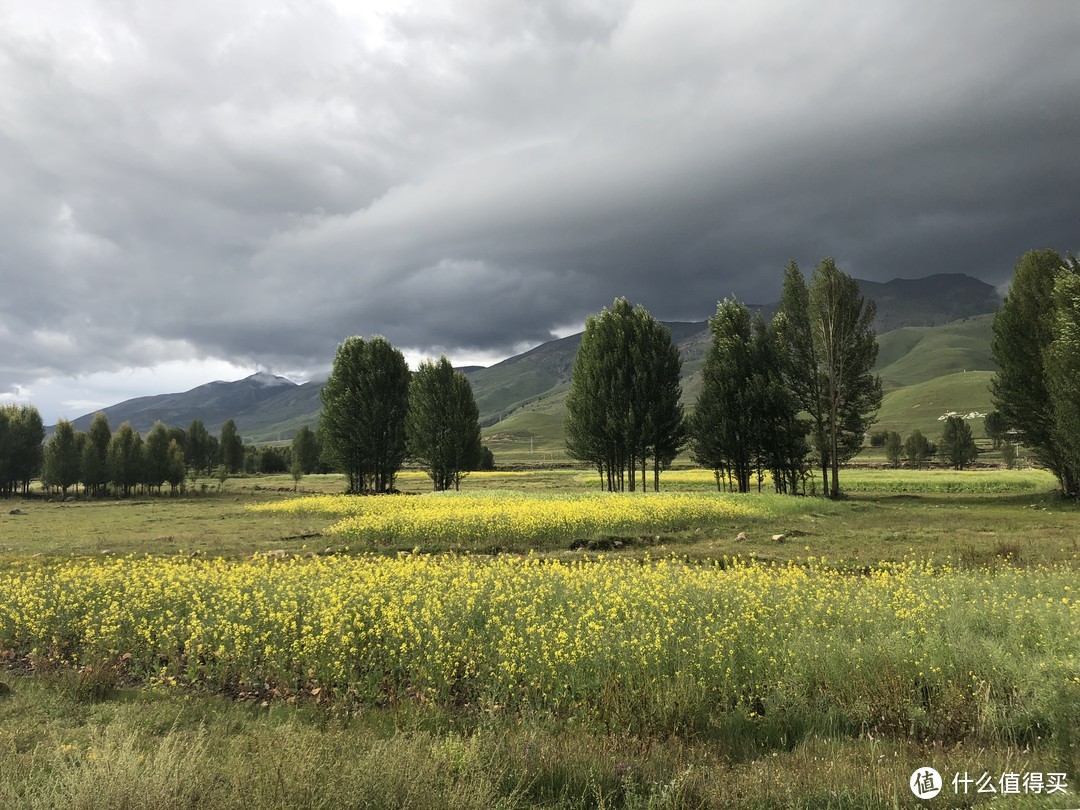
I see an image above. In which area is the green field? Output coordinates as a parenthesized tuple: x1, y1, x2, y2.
(1, 469, 1077, 808)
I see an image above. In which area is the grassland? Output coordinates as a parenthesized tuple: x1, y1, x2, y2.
(1, 467, 1077, 808)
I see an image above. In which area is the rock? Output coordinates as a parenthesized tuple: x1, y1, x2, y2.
(64, 496, 76, 503)
(9, 508, 24, 515)
(694, 528, 702, 535)
(266, 549, 287, 560)
(772, 534, 786, 543)
(736, 532, 747, 542)
(101, 549, 115, 555)
(0, 682, 10, 698)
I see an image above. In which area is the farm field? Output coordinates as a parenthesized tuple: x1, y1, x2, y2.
(1, 467, 1078, 808)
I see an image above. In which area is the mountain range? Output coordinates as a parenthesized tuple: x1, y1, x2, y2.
(66, 273, 1002, 446)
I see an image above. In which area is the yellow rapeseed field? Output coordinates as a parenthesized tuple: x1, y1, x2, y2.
(1, 554, 1075, 739)
(251, 491, 767, 547)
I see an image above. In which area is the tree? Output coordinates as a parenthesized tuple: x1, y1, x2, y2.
(164, 439, 187, 494)
(291, 426, 320, 475)
(983, 411, 1007, 450)
(0, 405, 45, 497)
(783, 259, 882, 498)
(475, 445, 495, 471)
(1046, 268, 1080, 493)
(319, 335, 410, 494)
(220, 419, 244, 474)
(406, 356, 483, 491)
(883, 430, 903, 468)
(82, 412, 111, 496)
(43, 419, 82, 497)
(692, 300, 809, 494)
(565, 298, 685, 492)
(991, 249, 1080, 497)
(690, 299, 758, 493)
(107, 423, 144, 496)
(939, 416, 977, 470)
(185, 420, 212, 475)
(1001, 441, 1018, 469)
(904, 429, 932, 470)
(143, 421, 172, 493)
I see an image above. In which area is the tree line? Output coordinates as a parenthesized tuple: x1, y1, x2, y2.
(565, 259, 883, 497)
(318, 336, 490, 493)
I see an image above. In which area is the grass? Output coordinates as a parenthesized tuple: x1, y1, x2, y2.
(2, 467, 1078, 807)
(2, 675, 1070, 809)
(873, 315, 996, 387)
(872, 371, 995, 437)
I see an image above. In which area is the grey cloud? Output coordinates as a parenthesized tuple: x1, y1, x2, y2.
(1, 0, 1078, 405)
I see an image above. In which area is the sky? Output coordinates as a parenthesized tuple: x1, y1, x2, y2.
(2, 1, 1079, 424)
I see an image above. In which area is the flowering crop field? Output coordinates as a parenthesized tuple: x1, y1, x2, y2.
(252, 491, 769, 547)
(1, 554, 1076, 741)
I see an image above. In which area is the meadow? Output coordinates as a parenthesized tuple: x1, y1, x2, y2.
(1, 466, 1078, 808)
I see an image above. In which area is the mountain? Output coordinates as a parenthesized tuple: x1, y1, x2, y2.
(68, 372, 301, 438)
(65, 273, 1001, 444)
(856, 274, 1001, 332)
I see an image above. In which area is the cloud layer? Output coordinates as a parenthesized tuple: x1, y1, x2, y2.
(2, 1, 1078, 420)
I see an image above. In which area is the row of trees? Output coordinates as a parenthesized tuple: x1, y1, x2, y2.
(564, 260, 884, 497)
(318, 336, 486, 493)
(37, 415, 294, 498)
(991, 249, 1080, 498)
(689, 260, 882, 496)
(0, 405, 46, 497)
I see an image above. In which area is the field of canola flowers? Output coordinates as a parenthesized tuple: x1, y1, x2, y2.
(252, 491, 769, 547)
(1, 554, 1076, 741)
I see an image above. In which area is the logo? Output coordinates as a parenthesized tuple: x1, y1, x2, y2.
(911, 767, 943, 799)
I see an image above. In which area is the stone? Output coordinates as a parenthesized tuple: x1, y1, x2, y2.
(772, 534, 786, 543)
(736, 532, 747, 542)
(0, 682, 11, 698)
(9, 508, 24, 515)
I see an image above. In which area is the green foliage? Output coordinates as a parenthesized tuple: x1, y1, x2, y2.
(185, 420, 212, 475)
(220, 419, 244, 474)
(406, 356, 483, 491)
(869, 430, 889, 448)
(475, 444, 495, 471)
(883, 430, 903, 468)
(691, 299, 808, 494)
(106, 423, 144, 497)
(143, 421, 172, 493)
(991, 248, 1080, 496)
(164, 439, 186, 493)
(1046, 266, 1080, 496)
(0, 404, 45, 497)
(938, 416, 978, 470)
(1001, 441, 1018, 469)
(42, 420, 82, 496)
(319, 335, 410, 494)
(983, 410, 1007, 450)
(81, 412, 111, 496)
(290, 425, 320, 475)
(565, 298, 685, 491)
(806, 258, 883, 498)
(904, 429, 932, 470)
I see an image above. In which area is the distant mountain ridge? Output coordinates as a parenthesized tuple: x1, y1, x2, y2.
(63, 273, 1001, 442)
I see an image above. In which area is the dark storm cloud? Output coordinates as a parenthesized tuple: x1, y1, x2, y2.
(1, 0, 1078, 415)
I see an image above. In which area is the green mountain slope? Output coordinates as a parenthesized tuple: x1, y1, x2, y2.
(873, 371, 995, 438)
(873, 314, 996, 387)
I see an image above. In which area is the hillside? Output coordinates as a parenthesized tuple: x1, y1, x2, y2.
(872, 371, 995, 439)
(873, 314, 996, 388)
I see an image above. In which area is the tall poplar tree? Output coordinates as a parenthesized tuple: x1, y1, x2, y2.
(777, 259, 881, 498)
(220, 419, 244, 474)
(319, 335, 410, 494)
(406, 356, 483, 491)
(564, 298, 684, 491)
(43, 419, 82, 496)
(992, 249, 1080, 497)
